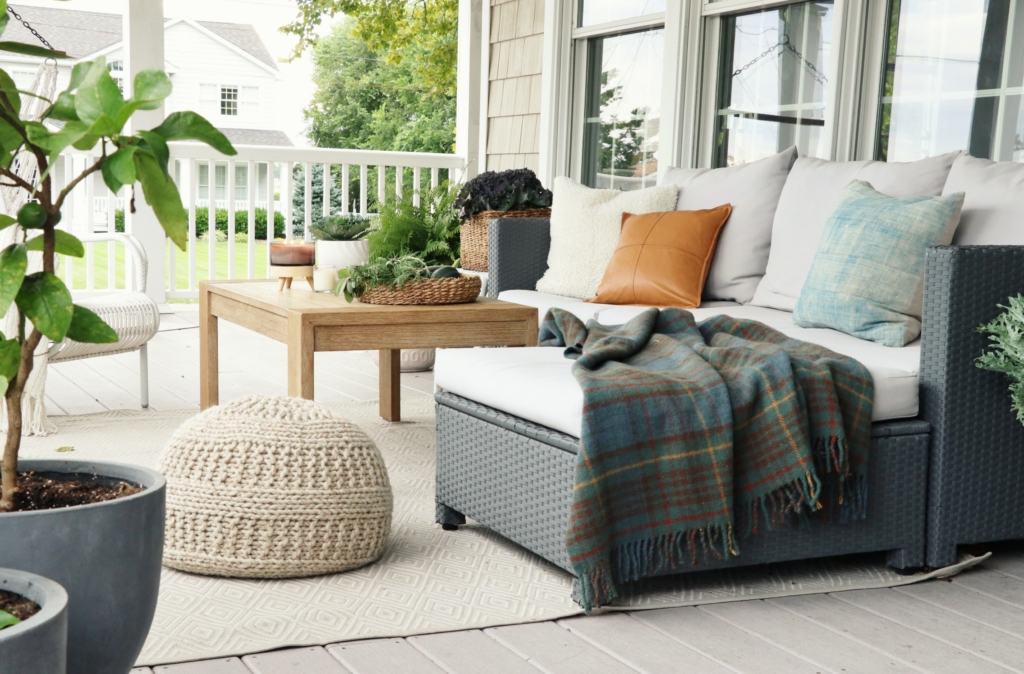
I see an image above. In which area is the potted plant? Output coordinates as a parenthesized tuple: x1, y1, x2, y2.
(311, 214, 371, 270)
(361, 184, 463, 372)
(0, 34, 236, 674)
(977, 294, 1024, 423)
(454, 168, 552, 271)
(0, 567, 68, 674)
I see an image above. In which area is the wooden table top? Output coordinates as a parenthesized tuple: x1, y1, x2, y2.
(202, 279, 536, 323)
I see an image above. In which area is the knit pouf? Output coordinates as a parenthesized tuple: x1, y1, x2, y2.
(159, 395, 393, 578)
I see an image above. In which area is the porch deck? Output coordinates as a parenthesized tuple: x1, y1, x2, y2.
(52, 309, 1024, 673)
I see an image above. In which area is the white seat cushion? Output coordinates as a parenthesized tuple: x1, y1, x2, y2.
(436, 305, 919, 438)
(497, 289, 739, 324)
(943, 153, 1024, 244)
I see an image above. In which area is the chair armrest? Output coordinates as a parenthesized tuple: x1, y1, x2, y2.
(485, 217, 551, 298)
(75, 233, 149, 292)
(920, 245, 1024, 563)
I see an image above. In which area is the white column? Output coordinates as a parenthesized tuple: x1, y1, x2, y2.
(455, 0, 484, 180)
(124, 0, 167, 304)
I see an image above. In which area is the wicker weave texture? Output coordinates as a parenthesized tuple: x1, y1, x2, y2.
(486, 218, 552, 298)
(359, 275, 481, 305)
(921, 246, 1024, 567)
(435, 392, 928, 576)
(461, 208, 551, 272)
(161, 395, 393, 578)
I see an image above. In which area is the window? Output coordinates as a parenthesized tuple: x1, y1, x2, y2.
(714, 2, 834, 167)
(198, 164, 209, 200)
(10, 69, 35, 90)
(580, 0, 666, 27)
(200, 84, 218, 118)
(877, 0, 1024, 162)
(108, 60, 124, 93)
(580, 28, 664, 189)
(240, 86, 258, 118)
(214, 165, 227, 200)
(235, 164, 248, 201)
(220, 86, 238, 116)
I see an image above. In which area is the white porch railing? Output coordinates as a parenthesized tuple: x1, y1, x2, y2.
(55, 144, 466, 300)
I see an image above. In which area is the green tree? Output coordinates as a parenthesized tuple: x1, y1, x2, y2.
(283, 0, 458, 96)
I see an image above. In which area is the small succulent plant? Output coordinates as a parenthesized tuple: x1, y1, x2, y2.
(309, 215, 372, 241)
(454, 168, 552, 222)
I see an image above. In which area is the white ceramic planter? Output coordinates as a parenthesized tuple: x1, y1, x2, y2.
(316, 240, 370, 271)
(373, 348, 436, 372)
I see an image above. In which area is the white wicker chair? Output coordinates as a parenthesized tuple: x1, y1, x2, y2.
(47, 233, 161, 408)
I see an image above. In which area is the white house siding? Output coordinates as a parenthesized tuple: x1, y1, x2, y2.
(487, 0, 544, 173)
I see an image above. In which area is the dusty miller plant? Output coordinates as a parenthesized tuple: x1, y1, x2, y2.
(0, 7, 236, 511)
(977, 294, 1024, 425)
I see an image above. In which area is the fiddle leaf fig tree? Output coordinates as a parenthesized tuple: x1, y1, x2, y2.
(0, 16, 236, 511)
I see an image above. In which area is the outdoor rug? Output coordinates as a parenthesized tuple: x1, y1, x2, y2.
(20, 396, 985, 666)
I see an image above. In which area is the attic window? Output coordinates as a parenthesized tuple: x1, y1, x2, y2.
(220, 86, 238, 116)
(108, 60, 124, 94)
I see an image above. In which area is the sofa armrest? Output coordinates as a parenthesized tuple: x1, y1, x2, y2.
(485, 217, 550, 298)
(920, 245, 1024, 565)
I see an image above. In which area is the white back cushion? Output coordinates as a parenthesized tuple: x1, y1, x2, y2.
(663, 146, 797, 304)
(944, 154, 1024, 244)
(535, 177, 678, 300)
(751, 151, 960, 311)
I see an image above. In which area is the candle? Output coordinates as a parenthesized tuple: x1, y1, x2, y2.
(270, 240, 316, 266)
(313, 265, 338, 292)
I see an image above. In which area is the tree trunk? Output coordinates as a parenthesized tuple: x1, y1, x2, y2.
(0, 388, 23, 511)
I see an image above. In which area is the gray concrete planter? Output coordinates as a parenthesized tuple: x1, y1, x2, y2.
(0, 460, 165, 674)
(0, 567, 68, 674)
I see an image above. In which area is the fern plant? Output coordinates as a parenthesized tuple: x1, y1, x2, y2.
(977, 294, 1024, 424)
(368, 183, 460, 266)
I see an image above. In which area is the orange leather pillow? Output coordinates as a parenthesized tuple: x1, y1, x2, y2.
(591, 205, 732, 307)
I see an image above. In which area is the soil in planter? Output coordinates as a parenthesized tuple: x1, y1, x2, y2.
(0, 589, 40, 624)
(1, 472, 141, 512)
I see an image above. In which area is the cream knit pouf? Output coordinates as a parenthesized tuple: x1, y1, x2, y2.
(159, 395, 393, 578)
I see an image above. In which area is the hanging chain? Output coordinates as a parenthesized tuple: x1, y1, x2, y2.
(6, 6, 55, 51)
(732, 35, 828, 85)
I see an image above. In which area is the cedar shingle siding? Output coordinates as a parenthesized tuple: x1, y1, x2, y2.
(487, 0, 544, 173)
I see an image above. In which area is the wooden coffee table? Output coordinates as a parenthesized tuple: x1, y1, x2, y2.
(199, 280, 538, 421)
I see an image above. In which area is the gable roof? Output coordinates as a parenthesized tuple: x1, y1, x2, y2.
(218, 128, 294, 147)
(4, 5, 278, 70)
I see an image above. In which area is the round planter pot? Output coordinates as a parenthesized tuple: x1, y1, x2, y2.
(373, 348, 436, 372)
(0, 460, 166, 674)
(0, 567, 68, 674)
(316, 239, 370, 270)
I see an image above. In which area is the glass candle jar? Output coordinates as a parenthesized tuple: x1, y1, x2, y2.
(269, 240, 316, 266)
(313, 265, 338, 292)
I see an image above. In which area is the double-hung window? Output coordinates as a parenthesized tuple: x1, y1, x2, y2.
(572, 1, 666, 190)
(220, 86, 239, 116)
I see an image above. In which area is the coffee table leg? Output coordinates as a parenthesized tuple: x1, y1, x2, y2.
(288, 313, 315, 400)
(199, 284, 218, 409)
(379, 349, 401, 422)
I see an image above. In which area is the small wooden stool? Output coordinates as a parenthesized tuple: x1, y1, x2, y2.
(270, 265, 315, 291)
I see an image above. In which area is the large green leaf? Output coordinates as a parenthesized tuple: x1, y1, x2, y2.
(0, 337, 19, 381)
(67, 62, 91, 91)
(150, 112, 236, 156)
(0, 42, 68, 59)
(0, 609, 19, 630)
(0, 68, 20, 114)
(0, 1, 8, 39)
(0, 214, 15, 231)
(134, 152, 187, 251)
(137, 130, 170, 175)
(133, 70, 172, 110)
(46, 90, 80, 122)
(25, 230, 85, 258)
(0, 242, 26, 316)
(101, 146, 137, 193)
(25, 120, 89, 157)
(66, 305, 118, 344)
(16, 271, 73, 342)
(75, 59, 125, 125)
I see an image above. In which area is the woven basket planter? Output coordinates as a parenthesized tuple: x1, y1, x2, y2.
(358, 274, 481, 305)
(460, 208, 551, 271)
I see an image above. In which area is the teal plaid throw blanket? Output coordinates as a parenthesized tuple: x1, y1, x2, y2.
(539, 307, 874, 611)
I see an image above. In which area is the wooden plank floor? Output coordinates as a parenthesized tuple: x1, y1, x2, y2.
(49, 310, 1024, 674)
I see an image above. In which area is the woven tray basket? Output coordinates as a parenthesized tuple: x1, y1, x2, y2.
(358, 274, 482, 305)
(460, 208, 552, 271)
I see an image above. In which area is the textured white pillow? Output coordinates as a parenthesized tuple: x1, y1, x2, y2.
(751, 151, 960, 312)
(535, 177, 678, 300)
(944, 154, 1024, 245)
(664, 146, 797, 304)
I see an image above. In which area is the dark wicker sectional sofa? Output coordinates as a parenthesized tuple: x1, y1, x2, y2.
(432, 218, 1017, 583)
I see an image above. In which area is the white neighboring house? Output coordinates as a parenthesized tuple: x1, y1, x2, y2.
(0, 4, 291, 225)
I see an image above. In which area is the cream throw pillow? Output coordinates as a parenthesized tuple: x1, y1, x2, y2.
(536, 177, 679, 300)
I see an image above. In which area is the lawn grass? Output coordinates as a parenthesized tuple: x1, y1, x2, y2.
(59, 239, 271, 293)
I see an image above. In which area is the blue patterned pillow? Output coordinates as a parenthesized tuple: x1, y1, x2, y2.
(793, 180, 965, 346)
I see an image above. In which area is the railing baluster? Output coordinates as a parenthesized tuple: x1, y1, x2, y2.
(303, 161, 312, 240)
(413, 167, 421, 207)
(105, 186, 115, 290)
(85, 154, 95, 291)
(227, 159, 236, 279)
(431, 166, 439, 190)
(188, 159, 197, 291)
(341, 164, 350, 216)
(377, 165, 386, 212)
(207, 159, 216, 280)
(323, 162, 331, 220)
(395, 166, 403, 201)
(285, 161, 294, 241)
(359, 164, 368, 216)
(266, 161, 275, 277)
(247, 159, 256, 279)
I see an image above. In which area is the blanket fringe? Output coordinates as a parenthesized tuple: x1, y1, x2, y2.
(813, 436, 868, 522)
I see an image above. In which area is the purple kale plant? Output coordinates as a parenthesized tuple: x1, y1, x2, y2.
(454, 168, 553, 222)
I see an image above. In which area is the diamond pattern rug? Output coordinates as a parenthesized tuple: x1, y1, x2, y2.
(19, 397, 984, 666)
